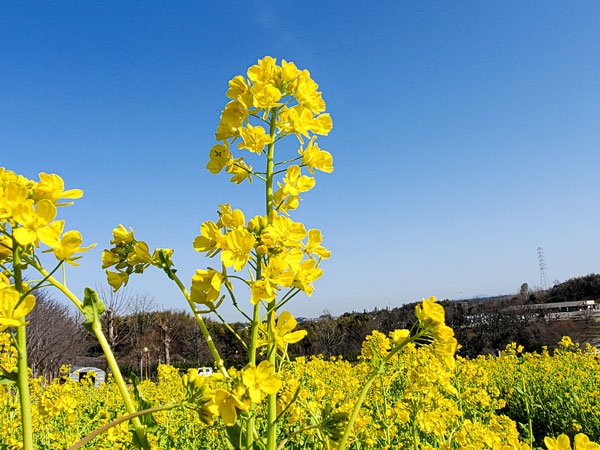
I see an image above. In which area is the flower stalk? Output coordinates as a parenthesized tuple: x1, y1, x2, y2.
(13, 244, 33, 450)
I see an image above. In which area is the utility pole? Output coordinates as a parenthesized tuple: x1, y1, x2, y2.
(537, 246, 548, 291)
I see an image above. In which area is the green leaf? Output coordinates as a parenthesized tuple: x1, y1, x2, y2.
(130, 374, 158, 431)
(225, 422, 243, 449)
(0, 369, 17, 385)
(81, 287, 106, 334)
(369, 341, 382, 369)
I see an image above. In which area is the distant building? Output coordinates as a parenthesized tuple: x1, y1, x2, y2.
(524, 300, 600, 321)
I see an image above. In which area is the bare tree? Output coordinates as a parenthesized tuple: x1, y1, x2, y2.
(26, 291, 90, 380)
(97, 285, 133, 350)
(311, 310, 346, 357)
(125, 293, 158, 375)
(155, 310, 188, 366)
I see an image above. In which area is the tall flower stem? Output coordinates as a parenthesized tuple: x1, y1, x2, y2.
(246, 299, 261, 449)
(91, 321, 151, 449)
(265, 107, 278, 450)
(30, 265, 150, 449)
(12, 244, 33, 450)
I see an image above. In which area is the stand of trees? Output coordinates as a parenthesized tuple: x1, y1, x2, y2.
(23, 274, 600, 380)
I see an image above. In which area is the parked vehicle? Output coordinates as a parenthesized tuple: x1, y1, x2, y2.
(197, 367, 214, 377)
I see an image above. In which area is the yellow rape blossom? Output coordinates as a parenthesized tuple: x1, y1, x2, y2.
(12, 199, 57, 246)
(101, 249, 120, 268)
(238, 124, 272, 155)
(293, 259, 323, 296)
(300, 136, 333, 174)
(279, 165, 315, 198)
(266, 215, 307, 248)
(303, 229, 331, 260)
(212, 386, 249, 426)
(251, 83, 282, 111)
(247, 56, 278, 85)
(250, 279, 276, 305)
(0, 285, 35, 331)
(574, 434, 600, 450)
(43, 225, 95, 265)
(126, 241, 153, 265)
(218, 205, 245, 230)
(0, 235, 13, 260)
(281, 59, 300, 83)
(279, 106, 317, 142)
(207, 142, 233, 174)
(295, 70, 326, 113)
(242, 360, 282, 403)
(215, 101, 247, 141)
(221, 228, 255, 271)
(226, 158, 253, 184)
(110, 224, 135, 245)
(389, 329, 410, 346)
(193, 221, 225, 253)
(415, 296, 445, 327)
(545, 434, 574, 450)
(106, 270, 129, 291)
(32, 172, 83, 204)
(226, 75, 249, 100)
(270, 311, 307, 351)
(0, 180, 29, 220)
(190, 269, 224, 307)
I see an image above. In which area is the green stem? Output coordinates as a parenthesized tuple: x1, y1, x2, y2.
(412, 420, 420, 450)
(266, 107, 278, 450)
(169, 272, 228, 378)
(15, 325, 32, 450)
(19, 259, 63, 304)
(223, 279, 252, 322)
(91, 321, 151, 449)
(12, 243, 33, 450)
(246, 256, 262, 449)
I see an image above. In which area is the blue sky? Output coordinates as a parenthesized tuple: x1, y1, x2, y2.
(2, 2, 599, 320)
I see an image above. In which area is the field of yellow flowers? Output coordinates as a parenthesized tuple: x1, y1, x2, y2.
(1, 331, 598, 450)
(2, 56, 599, 450)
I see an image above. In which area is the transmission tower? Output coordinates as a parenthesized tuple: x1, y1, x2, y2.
(537, 246, 548, 291)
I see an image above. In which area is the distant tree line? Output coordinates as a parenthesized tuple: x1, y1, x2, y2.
(23, 274, 600, 379)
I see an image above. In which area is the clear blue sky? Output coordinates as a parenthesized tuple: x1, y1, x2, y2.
(2, 2, 599, 320)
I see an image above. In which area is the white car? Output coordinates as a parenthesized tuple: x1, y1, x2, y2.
(197, 367, 214, 377)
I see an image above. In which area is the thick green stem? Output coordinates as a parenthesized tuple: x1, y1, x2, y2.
(246, 302, 261, 449)
(91, 321, 151, 449)
(12, 244, 33, 450)
(266, 107, 277, 215)
(265, 107, 278, 450)
(33, 265, 150, 449)
(15, 324, 32, 450)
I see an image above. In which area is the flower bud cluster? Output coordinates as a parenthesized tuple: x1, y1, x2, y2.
(102, 224, 174, 291)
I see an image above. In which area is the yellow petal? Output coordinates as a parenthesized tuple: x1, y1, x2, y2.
(13, 227, 37, 246)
